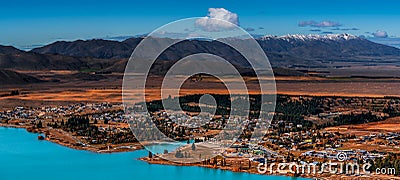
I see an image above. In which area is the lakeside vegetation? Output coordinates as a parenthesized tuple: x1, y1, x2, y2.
(45, 116, 137, 145)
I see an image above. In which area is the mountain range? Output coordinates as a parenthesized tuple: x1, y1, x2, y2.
(1, 34, 400, 78)
(0, 45, 120, 71)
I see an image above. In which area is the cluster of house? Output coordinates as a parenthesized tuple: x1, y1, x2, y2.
(154, 111, 215, 128)
(2, 97, 399, 165)
(223, 141, 281, 160)
(283, 131, 342, 148)
(301, 148, 385, 161)
(0, 103, 122, 122)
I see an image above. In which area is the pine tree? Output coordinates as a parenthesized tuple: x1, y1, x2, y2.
(192, 143, 196, 151)
(37, 121, 43, 128)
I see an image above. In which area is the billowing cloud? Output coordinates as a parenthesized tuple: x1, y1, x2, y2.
(299, 20, 341, 27)
(373, 30, 388, 38)
(195, 8, 239, 32)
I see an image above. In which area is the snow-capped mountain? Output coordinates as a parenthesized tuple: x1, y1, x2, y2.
(255, 33, 400, 67)
(6, 33, 396, 72)
(260, 33, 359, 41)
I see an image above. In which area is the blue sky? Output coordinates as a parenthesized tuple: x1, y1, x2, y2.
(1, 0, 400, 49)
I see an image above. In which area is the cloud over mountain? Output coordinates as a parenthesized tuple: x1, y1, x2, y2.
(195, 8, 239, 32)
(299, 20, 341, 27)
(373, 30, 389, 38)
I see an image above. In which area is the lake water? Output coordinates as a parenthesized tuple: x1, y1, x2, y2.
(0, 127, 304, 180)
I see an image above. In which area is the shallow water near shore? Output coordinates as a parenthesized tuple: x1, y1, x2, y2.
(0, 127, 305, 180)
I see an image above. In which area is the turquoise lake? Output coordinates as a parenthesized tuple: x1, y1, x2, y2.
(0, 127, 304, 180)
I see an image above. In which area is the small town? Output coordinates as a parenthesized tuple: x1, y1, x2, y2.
(1, 94, 400, 178)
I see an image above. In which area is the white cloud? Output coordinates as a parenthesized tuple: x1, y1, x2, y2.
(373, 30, 388, 38)
(316, 21, 340, 27)
(299, 20, 341, 27)
(195, 8, 239, 32)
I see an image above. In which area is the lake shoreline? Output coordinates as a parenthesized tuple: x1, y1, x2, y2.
(0, 124, 395, 180)
(0, 122, 143, 154)
(0, 124, 306, 179)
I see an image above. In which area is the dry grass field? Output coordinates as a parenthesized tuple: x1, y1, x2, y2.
(1, 73, 400, 109)
(326, 116, 400, 135)
(325, 117, 400, 153)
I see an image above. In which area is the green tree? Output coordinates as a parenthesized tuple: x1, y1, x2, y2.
(192, 143, 196, 151)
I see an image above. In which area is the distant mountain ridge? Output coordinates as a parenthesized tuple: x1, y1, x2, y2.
(0, 45, 24, 54)
(0, 43, 122, 73)
(0, 34, 399, 74)
(29, 34, 400, 68)
(30, 39, 135, 59)
(30, 38, 143, 59)
(259, 34, 400, 57)
(261, 34, 360, 41)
